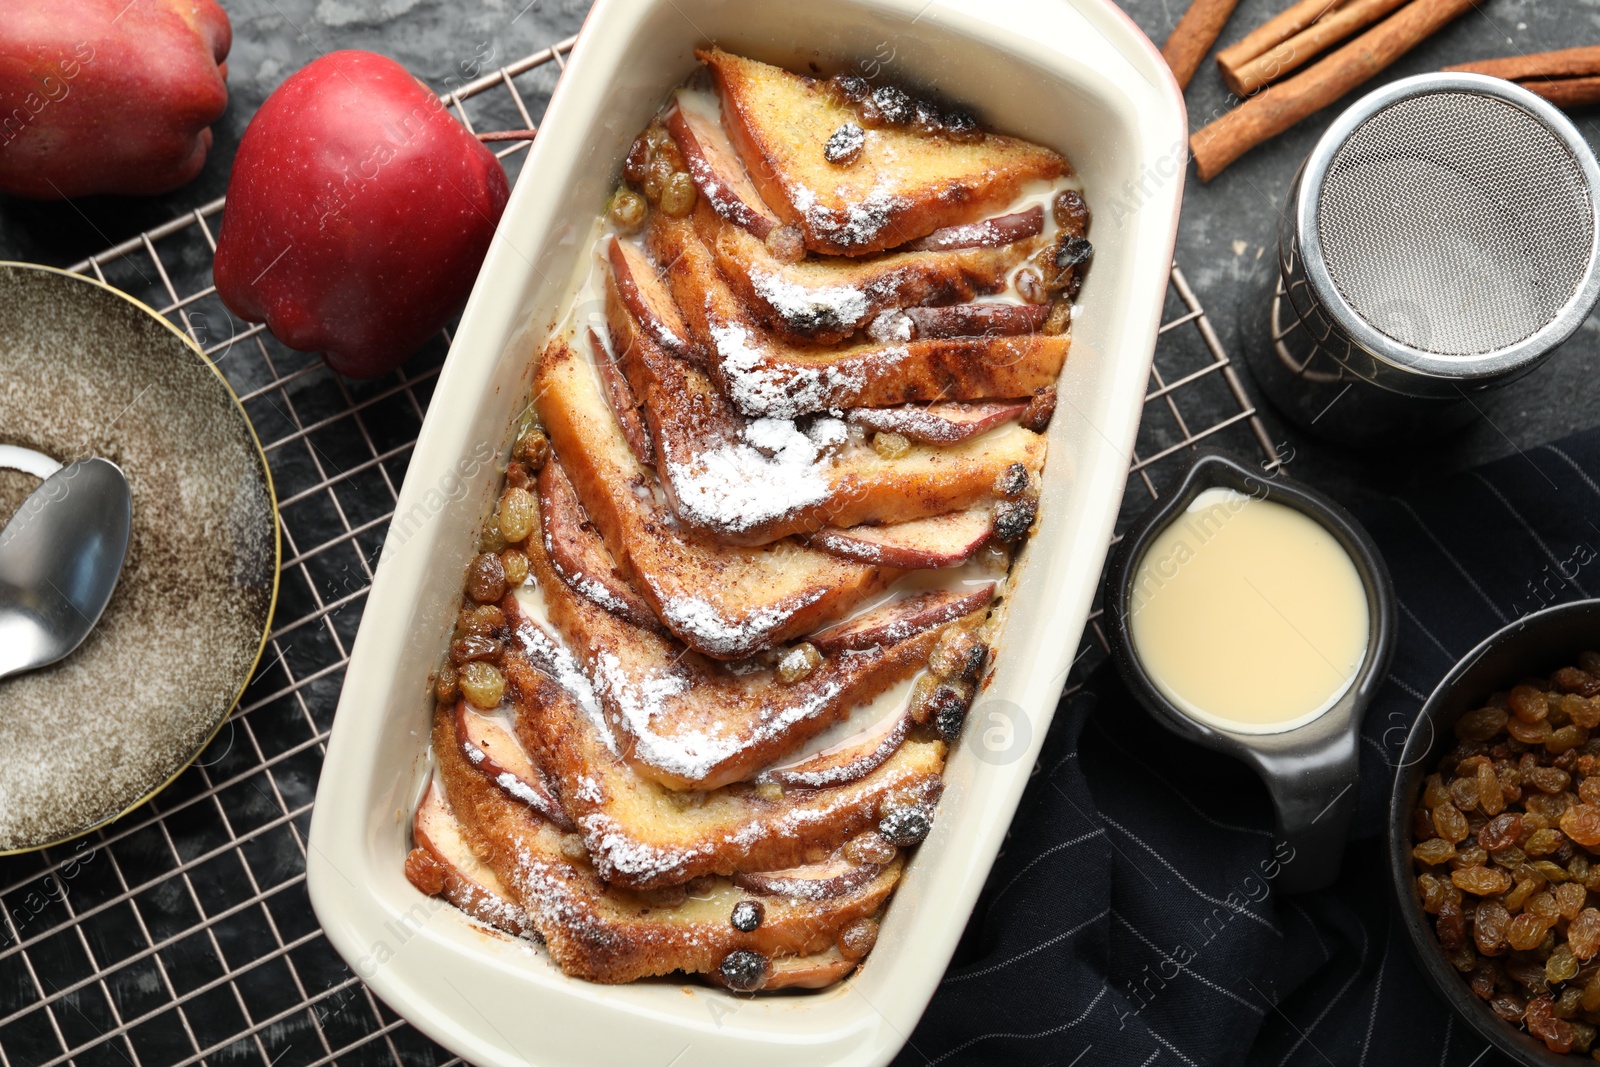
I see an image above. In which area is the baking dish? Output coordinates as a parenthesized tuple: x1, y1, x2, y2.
(305, 1, 1185, 1064)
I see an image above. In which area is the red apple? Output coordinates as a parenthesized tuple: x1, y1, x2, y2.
(213, 50, 509, 378)
(0, 0, 230, 198)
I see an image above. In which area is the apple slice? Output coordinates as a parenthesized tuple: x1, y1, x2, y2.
(810, 586, 996, 656)
(539, 460, 670, 636)
(602, 236, 702, 365)
(811, 510, 995, 569)
(704, 947, 858, 991)
(759, 711, 911, 790)
(408, 782, 533, 936)
(587, 328, 654, 467)
(734, 855, 884, 900)
(847, 400, 1030, 445)
(454, 701, 575, 830)
(897, 304, 1050, 340)
(903, 206, 1046, 252)
(664, 90, 781, 240)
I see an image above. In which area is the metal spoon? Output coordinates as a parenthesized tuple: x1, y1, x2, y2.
(0, 448, 132, 681)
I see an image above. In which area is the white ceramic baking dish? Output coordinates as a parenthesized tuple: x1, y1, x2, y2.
(306, 0, 1184, 1063)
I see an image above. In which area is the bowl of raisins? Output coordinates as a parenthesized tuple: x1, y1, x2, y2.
(1393, 597, 1600, 1062)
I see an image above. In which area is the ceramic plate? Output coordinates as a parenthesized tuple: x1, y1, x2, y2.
(0, 262, 278, 853)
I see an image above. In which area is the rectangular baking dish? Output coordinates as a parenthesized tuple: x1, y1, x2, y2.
(306, 1, 1185, 1064)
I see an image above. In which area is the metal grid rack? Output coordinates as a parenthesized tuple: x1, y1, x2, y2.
(0, 34, 1277, 1067)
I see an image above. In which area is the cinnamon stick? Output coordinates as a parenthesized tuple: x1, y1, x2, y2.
(1163, 0, 1245, 90)
(1519, 75, 1600, 110)
(1220, 0, 1412, 96)
(1191, 0, 1475, 181)
(1215, 0, 1341, 74)
(1443, 46, 1600, 82)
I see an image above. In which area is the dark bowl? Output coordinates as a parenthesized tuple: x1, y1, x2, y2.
(1390, 597, 1600, 1065)
(1104, 452, 1396, 892)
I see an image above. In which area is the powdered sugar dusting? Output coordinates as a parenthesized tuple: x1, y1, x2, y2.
(659, 590, 826, 658)
(747, 268, 869, 334)
(711, 322, 870, 418)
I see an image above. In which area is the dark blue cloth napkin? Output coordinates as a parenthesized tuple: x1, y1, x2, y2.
(894, 429, 1600, 1067)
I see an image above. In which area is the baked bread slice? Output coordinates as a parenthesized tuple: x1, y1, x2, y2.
(606, 236, 1047, 545)
(648, 213, 1068, 417)
(692, 200, 1040, 344)
(699, 47, 1067, 255)
(431, 704, 904, 983)
(502, 617, 947, 890)
(535, 336, 897, 659)
(529, 460, 988, 790)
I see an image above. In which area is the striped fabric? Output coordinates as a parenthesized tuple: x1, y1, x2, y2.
(895, 436, 1600, 1067)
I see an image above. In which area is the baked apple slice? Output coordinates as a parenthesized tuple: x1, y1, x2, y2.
(846, 400, 1030, 445)
(407, 783, 532, 937)
(704, 947, 859, 990)
(905, 208, 1052, 251)
(454, 700, 574, 829)
(810, 508, 996, 569)
(758, 710, 912, 790)
(664, 88, 782, 241)
(538, 454, 669, 635)
(808, 587, 996, 655)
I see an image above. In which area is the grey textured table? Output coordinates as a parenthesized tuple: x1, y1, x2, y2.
(0, 1, 1595, 1064)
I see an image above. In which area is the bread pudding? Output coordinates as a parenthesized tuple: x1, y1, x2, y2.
(403, 47, 1090, 990)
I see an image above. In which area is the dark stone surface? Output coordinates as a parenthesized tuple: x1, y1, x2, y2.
(1120, 0, 1600, 513)
(3, 0, 1595, 516)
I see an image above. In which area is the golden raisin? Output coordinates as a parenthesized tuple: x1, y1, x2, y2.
(610, 188, 648, 233)
(1512, 684, 1551, 723)
(498, 487, 536, 543)
(434, 665, 459, 705)
(777, 643, 822, 684)
(1478, 761, 1505, 816)
(1556, 879, 1588, 919)
(1549, 943, 1580, 983)
(404, 848, 447, 896)
(459, 661, 506, 709)
(500, 549, 529, 588)
(514, 427, 550, 470)
(1456, 706, 1509, 740)
(872, 431, 911, 460)
(659, 172, 697, 217)
(1562, 803, 1600, 847)
(466, 552, 506, 604)
(1571, 909, 1600, 959)
(1549, 725, 1588, 754)
(838, 917, 879, 960)
(1508, 912, 1553, 951)
(844, 831, 897, 866)
(1509, 716, 1554, 745)
(1475, 900, 1510, 955)
(1414, 838, 1457, 865)
(1478, 812, 1522, 851)
(1433, 802, 1470, 843)
(1453, 866, 1512, 896)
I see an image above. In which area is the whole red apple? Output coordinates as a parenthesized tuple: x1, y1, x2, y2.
(213, 51, 509, 379)
(0, 0, 230, 199)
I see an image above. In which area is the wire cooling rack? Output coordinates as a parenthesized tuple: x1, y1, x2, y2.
(0, 34, 1278, 1067)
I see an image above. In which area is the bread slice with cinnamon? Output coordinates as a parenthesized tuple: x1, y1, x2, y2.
(431, 704, 903, 983)
(700, 47, 1067, 255)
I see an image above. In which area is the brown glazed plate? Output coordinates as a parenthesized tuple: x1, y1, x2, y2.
(0, 262, 278, 854)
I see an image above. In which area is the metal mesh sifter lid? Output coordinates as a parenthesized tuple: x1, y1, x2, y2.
(1297, 74, 1600, 376)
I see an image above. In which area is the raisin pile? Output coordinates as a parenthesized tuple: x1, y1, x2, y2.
(1413, 653, 1600, 1056)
